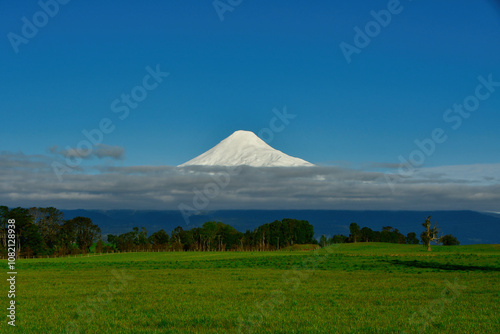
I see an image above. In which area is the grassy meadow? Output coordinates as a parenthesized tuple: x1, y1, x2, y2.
(4, 243, 499, 333)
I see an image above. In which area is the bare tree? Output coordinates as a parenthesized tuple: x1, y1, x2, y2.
(420, 216, 439, 251)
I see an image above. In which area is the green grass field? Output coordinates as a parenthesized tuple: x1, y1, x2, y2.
(4, 243, 500, 333)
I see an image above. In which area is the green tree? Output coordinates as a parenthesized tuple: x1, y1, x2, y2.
(359, 227, 374, 242)
(349, 222, 360, 243)
(107, 234, 117, 248)
(171, 226, 183, 244)
(0, 206, 9, 249)
(19, 223, 45, 255)
(137, 227, 148, 246)
(180, 229, 194, 250)
(371, 231, 381, 242)
(256, 223, 270, 249)
(293, 219, 314, 244)
(67, 217, 101, 252)
(58, 219, 78, 253)
(6, 207, 40, 255)
(269, 220, 285, 249)
(115, 231, 136, 251)
(440, 234, 460, 246)
(406, 232, 419, 245)
(394, 228, 406, 244)
(149, 229, 169, 245)
(420, 216, 439, 251)
(330, 234, 347, 244)
(216, 222, 243, 250)
(201, 221, 219, 250)
(242, 230, 256, 250)
(95, 239, 104, 253)
(261, 219, 314, 248)
(380, 226, 396, 243)
(319, 235, 328, 247)
(190, 227, 204, 251)
(30, 207, 64, 249)
(170, 226, 185, 251)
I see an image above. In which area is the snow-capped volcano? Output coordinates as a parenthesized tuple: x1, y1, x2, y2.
(178, 130, 314, 167)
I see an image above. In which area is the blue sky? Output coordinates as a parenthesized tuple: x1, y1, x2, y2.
(1, 0, 499, 211)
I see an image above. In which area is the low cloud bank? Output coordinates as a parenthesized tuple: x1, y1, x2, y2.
(1, 152, 499, 211)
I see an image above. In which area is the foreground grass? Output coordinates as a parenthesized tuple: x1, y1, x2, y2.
(4, 243, 500, 333)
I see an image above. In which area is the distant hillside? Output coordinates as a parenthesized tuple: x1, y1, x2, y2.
(62, 210, 500, 245)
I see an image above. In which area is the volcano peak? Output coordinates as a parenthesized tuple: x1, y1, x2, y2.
(178, 130, 314, 167)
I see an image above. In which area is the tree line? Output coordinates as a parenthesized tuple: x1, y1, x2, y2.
(0, 206, 101, 257)
(0, 206, 315, 255)
(107, 218, 315, 252)
(1, 205, 459, 257)
(319, 218, 459, 250)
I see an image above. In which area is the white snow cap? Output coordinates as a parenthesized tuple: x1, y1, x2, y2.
(178, 130, 314, 167)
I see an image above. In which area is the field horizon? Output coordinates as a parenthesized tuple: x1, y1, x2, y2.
(8, 242, 499, 333)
